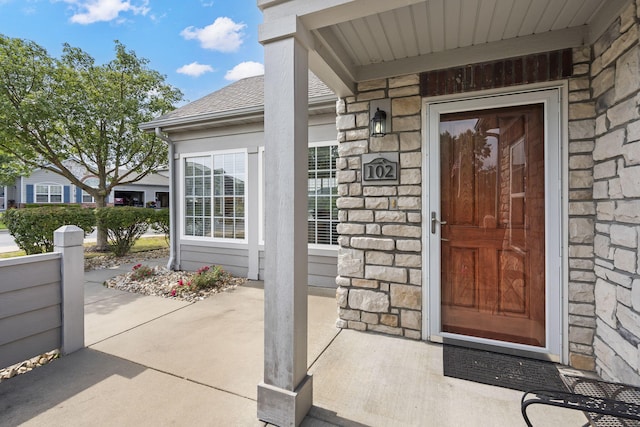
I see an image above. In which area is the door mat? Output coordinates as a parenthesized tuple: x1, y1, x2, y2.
(443, 345, 566, 392)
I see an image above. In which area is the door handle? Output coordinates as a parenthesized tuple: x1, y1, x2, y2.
(431, 211, 447, 234)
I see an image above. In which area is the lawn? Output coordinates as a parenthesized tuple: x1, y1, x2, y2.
(0, 219, 6, 230)
(0, 235, 168, 259)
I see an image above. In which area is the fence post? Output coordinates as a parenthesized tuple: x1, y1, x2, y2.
(54, 225, 85, 355)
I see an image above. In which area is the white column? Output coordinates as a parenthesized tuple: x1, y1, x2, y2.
(54, 225, 85, 355)
(257, 35, 312, 427)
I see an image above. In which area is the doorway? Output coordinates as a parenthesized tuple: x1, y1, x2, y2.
(424, 88, 563, 359)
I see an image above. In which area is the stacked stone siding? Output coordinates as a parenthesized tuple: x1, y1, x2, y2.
(567, 46, 598, 372)
(589, 1, 640, 385)
(336, 74, 423, 340)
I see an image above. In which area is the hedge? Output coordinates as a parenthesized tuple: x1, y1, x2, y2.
(96, 207, 155, 256)
(4, 206, 95, 255)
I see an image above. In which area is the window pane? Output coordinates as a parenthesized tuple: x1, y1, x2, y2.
(308, 145, 338, 246)
(224, 197, 234, 216)
(214, 176, 223, 196)
(224, 155, 235, 175)
(194, 218, 204, 236)
(204, 219, 212, 237)
(316, 146, 330, 170)
(213, 197, 222, 216)
(235, 197, 244, 217)
(36, 195, 48, 203)
(185, 178, 194, 196)
(186, 198, 194, 216)
(224, 218, 234, 239)
(184, 156, 212, 238)
(235, 178, 245, 195)
(188, 152, 246, 240)
(235, 219, 245, 239)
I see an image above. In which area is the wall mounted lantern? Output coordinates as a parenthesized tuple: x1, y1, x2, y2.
(370, 107, 387, 137)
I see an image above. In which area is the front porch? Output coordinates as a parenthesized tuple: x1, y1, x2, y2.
(0, 271, 584, 426)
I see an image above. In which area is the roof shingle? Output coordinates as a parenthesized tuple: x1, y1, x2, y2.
(153, 72, 334, 123)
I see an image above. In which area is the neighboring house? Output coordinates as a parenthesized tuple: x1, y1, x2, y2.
(141, 73, 338, 286)
(0, 162, 169, 210)
(253, 0, 640, 424)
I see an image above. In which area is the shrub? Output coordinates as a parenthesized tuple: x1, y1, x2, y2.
(150, 208, 169, 238)
(95, 207, 155, 257)
(190, 265, 227, 290)
(168, 265, 229, 297)
(130, 263, 155, 281)
(3, 206, 95, 254)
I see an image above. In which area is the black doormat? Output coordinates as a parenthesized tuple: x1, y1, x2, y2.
(443, 345, 566, 392)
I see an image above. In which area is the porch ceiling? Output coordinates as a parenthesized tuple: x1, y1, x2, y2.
(259, 0, 628, 96)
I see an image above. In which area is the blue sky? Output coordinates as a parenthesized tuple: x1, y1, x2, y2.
(0, 0, 264, 105)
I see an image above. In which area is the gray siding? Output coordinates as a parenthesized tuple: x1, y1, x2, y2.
(0, 254, 61, 368)
(172, 114, 339, 287)
(180, 244, 249, 278)
(258, 250, 338, 288)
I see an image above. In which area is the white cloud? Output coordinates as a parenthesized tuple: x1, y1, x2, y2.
(224, 61, 264, 81)
(181, 17, 245, 53)
(61, 0, 150, 25)
(176, 62, 214, 77)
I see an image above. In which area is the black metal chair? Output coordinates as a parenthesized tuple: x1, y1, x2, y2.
(521, 375, 640, 426)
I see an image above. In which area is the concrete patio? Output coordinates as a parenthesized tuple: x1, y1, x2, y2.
(0, 260, 586, 426)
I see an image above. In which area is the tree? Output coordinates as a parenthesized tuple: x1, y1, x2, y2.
(0, 35, 182, 250)
(0, 149, 29, 186)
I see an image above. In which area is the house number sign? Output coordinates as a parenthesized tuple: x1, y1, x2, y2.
(361, 153, 399, 185)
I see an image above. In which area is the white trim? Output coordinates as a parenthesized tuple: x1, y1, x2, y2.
(560, 83, 570, 365)
(307, 140, 340, 247)
(258, 140, 340, 249)
(34, 182, 64, 204)
(422, 83, 566, 362)
(258, 146, 265, 246)
(179, 149, 249, 244)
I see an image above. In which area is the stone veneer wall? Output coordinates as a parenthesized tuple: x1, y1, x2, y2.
(334, 0, 640, 380)
(588, 1, 640, 385)
(335, 74, 424, 340)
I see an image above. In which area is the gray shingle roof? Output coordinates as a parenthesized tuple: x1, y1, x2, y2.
(151, 72, 335, 123)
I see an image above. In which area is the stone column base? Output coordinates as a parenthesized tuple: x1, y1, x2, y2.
(257, 374, 313, 427)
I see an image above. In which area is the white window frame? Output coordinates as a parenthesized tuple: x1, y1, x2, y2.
(307, 141, 339, 250)
(35, 183, 63, 204)
(257, 141, 339, 252)
(180, 149, 248, 243)
(258, 146, 265, 246)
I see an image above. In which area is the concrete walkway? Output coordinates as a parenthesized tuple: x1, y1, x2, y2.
(0, 259, 586, 426)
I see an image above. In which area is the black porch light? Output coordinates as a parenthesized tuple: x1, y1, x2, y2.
(370, 107, 387, 137)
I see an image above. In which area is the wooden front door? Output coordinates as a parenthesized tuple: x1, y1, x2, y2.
(438, 104, 546, 347)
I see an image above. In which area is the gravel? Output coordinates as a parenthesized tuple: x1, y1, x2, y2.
(102, 264, 246, 302)
(0, 350, 60, 384)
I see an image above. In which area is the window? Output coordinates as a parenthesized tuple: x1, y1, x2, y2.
(308, 144, 338, 245)
(82, 177, 99, 203)
(36, 184, 62, 203)
(184, 151, 246, 240)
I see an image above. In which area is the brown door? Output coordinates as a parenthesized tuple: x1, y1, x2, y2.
(439, 104, 546, 347)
